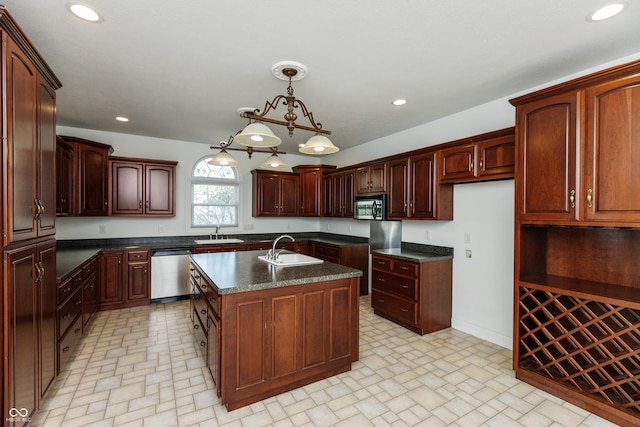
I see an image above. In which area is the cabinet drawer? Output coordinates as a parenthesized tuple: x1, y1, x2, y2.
(315, 244, 340, 259)
(372, 256, 392, 272)
(58, 286, 82, 338)
(205, 285, 221, 318)
(128, 250, 149, 262)
(58, 316, 83, 371)
(57, 276, 76, 303)
(193, 289, 208, 325)
(371, 290, 417, 325)
(193, 311, 207, 350)
(82, 258, 98, 277)
(372, 271, 418, 300)
(393, 260, 418, 277)
(190, 265, 202, 288)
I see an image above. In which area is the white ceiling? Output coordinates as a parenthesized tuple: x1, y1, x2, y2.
(4, 1, 640, 155)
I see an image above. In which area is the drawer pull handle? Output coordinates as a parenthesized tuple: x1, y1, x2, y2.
(377, 298, 384, 303)
(75, 328, 81, 334)
(201, 284, 207, 289)
(63, 286, 72, 293)
(201, 309, 206, 315)
(194, 324, 199, 330)
(400, 285, 409, 289)
(76, 299, 82, 305)
(63, 346, 70, 353)
(63, 313, 71, 319)
(376, 261, 385, 265)
(377, 278, 385, 282)
(400, 308, 408, 312)
(209, 297, 216, 303)
(399, 266, 409, 270)
(200, 341, 206, 347)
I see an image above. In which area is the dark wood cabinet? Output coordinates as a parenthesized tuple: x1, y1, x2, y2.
(313, 242, 369, 296)
(371, 254, 452, 335)
(56, 138, 75, 216)
(100, 249, 150, 310)
(388, 153, 452, 220)
(510, 59, 640, 427)
(355, 163, 387, 194)
(110, 157, 177, 216)
(251, 170, 299, 217)
(78, 141, 111, 216)
(324, 169, 355, 217)
(3, 240, 57, 419)
(293, 165, 335, 217)
(439, 127, 515, 184)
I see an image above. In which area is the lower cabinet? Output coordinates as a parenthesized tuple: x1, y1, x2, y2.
(313, 243, 369, 295)
(3, 240, 57, 420)
(100, 249, 150, 310)
(371, 254, 452, 335)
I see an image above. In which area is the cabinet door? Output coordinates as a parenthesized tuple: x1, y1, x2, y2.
(323, 175, 334, 216)
(56, 140, 75, 216)
(476, 134, 515, 180)
(517, 92, 579, 223)
(355, 167, 371, 194)
(299, 168, 322, 217)
(127, 261, 150, 301)
(207, 312, 221, 396)
(4, 245, 38, 417)
(100, 251, 125, 305)
(584, 74, 640, 223)
(145, 164, 175, 216)
(279, 175, 299, 216)
(410, 153, 436, 219)
(5, 37, 38, 244)
(111, 161, 143, 215)
(253, 172, 279, 216)
(38, 241, 57, 399)
(439, 144, 475, 183)
(37, 77, 57, 236)
(369, 163, 387, 193)
(335, 171, 355, 217)
(78, 144, 109, 216)
(387, 158, 409, 219)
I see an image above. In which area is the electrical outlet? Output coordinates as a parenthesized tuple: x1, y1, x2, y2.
(464, 232, 472, 244)
(158, 225, 164, 233)
(98, 225, 105, 234)
(465, 249, 472, 258)
(425, 230, 431, 240)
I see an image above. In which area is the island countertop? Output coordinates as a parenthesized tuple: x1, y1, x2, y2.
(190, 250, 363, 295)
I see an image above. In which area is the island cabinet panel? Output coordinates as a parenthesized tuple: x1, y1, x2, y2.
(312, 243, 369, 296)
(218, 277, 359, 411)
(510, 59, 640, 426)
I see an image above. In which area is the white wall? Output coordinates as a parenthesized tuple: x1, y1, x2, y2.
(56, 52, 640, 350)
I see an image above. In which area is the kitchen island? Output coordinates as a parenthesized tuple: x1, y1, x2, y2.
(189, 250, 362, 411)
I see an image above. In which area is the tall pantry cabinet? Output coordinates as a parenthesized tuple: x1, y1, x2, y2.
(0, 8, 62, 425)
(510, 59, 640, 427)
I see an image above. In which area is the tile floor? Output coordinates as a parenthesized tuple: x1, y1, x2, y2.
(30, 296, 618, 427)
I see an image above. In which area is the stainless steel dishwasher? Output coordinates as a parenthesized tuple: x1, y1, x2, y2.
(150, 248, 192, 303)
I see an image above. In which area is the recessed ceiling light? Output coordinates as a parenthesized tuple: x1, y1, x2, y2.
(114, 116, 129, 122)
(66, 3, 103, 23)
(588, 2, 625, 21)
(392, 99, 407, 106)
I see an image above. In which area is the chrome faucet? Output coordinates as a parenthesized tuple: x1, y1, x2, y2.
(215, 225, 221, 239)
(268, 234, 295, 261)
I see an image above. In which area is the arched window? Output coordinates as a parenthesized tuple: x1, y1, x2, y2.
(191, 157, 239, 227)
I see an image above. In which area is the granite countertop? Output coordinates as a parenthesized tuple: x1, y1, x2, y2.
(191, 250, 362, 295)
(371, 242, 454, 263)
(56, 248, 101, 282)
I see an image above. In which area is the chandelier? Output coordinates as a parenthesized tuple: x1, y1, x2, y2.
(234, 61, 339, 155)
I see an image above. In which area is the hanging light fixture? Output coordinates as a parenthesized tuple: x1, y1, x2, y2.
(260, 151, 292, 172)
(209, 135, 288, 167)
(237, 61, 339, 155)
(298, 134, 339, 155)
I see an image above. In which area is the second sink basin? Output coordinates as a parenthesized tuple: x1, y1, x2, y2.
(258, 253, 324, 267)
(194, 238, 244, 244)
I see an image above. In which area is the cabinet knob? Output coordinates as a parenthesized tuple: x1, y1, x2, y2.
(201, 309, 206, 315)
(200, 341, 206, 347)
(194, 324, 199, 330)
(63, 313, 71, 319)
(63, 346, 70, 353)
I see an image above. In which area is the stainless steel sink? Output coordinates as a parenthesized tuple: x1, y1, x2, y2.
(258, 253, 324, 267)
(194, 238, 244, 244)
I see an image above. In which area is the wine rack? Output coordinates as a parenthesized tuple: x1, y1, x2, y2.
(518, 285, 640, 421)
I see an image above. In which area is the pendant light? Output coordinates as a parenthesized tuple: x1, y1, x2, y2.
(298, 134, 339, 155)
(207, 148, 240, 166)
(260, 152, 292, 172)
(233, 122, 282, 147)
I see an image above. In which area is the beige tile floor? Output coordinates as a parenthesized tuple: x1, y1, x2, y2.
(30, 296, 619, 427)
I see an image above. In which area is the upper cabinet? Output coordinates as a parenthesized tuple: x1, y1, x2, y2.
(387, 153, 453, 220)
(438, 127, 515, 184)
(511, 62, 640, 227)
(356, 162, 387, 195)
(1, 14, 62, 245)
(56, 136, 113, 217)
(252, 170, 299, 217)
(110, 157, 177, 217)
(324, 169, 355, 218)
(293, 165, 336, 217)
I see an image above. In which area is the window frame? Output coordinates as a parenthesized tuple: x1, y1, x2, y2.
(190, 156, 240, 228)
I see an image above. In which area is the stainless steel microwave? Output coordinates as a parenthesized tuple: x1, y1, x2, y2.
(354, 194, 387, 220)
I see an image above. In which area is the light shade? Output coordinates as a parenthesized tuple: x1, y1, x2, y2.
(298, 134, 339, 155)
(208, 149, 240, 167)
(260, 153, 292, 172)
(233, 122, 282, 147)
